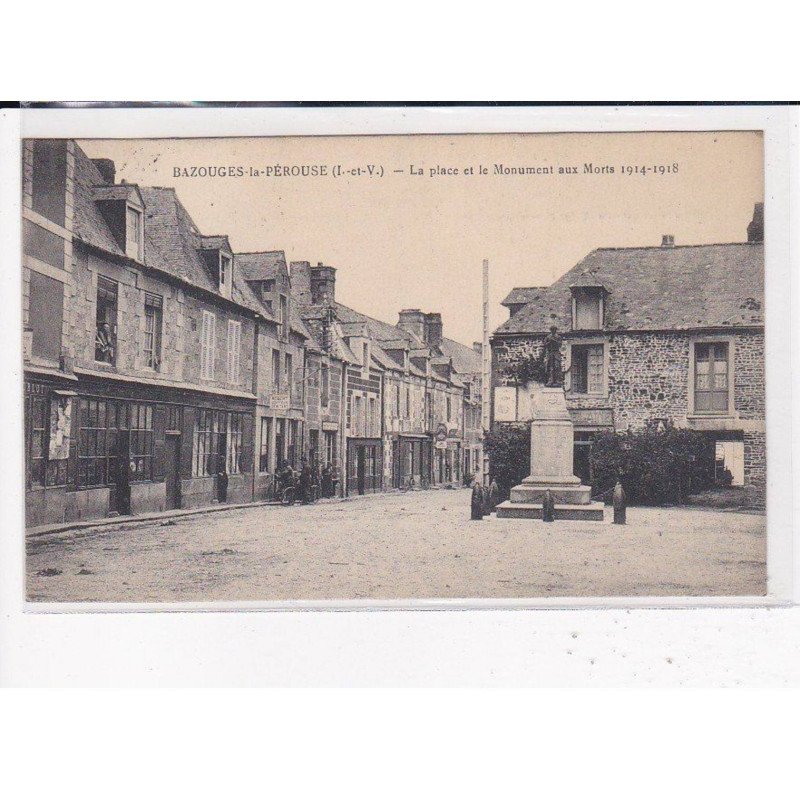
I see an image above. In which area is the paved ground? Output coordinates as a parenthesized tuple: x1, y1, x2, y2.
(26, 489, 767, 602)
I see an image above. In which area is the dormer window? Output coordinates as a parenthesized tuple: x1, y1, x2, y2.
(219, 253, 231, 291)
(570, 285, 607, 330)
(362, 342, 369, 370)
(126, 205, 143, 261)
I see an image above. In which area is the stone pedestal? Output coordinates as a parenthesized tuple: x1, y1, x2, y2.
(496, 387, 604, 521)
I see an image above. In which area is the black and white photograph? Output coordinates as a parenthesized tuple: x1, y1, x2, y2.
(19, 127, 775, 603)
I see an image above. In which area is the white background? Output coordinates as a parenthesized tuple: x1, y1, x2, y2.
(2, 105, 797, 685)
(1, 9, 799, 795)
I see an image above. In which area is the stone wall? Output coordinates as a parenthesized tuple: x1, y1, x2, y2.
(492, 329, 766, 504)
(71, 245, 256, 394)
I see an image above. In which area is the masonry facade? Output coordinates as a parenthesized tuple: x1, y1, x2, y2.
(492, 207, 766, 507)
(24, 141, 261, 526)
(23, 140, 485, 528)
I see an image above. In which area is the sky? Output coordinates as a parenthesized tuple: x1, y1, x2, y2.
(79, 132, 763, 346)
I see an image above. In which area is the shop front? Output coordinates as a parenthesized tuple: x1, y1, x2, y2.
(346, 437, 382, 495)
(391, 434, 431, 489)
(25, 370, 256, 528)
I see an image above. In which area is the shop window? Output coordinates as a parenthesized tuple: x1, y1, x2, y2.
(287, 420, 298, 468)
(95, 276, 118, 365)
(275, 419, 286, 467)
(259, 417, 272, 474)
(226, 412, 243, 475)
(324, 430, 336, 469)
(27, 394, 47, 486)
(193, 409, 225, 477)
(129, 403, 154, 482)
(78, 398, 113, 487)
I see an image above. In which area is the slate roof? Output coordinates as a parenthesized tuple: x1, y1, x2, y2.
(495, 243, 764, 335)
(234, 250, 286, 282)
(73, 150, 126, 256)
(92, 184, 141, 204)
(199, 235, 232, 252)
(232, 250, 310, 337)
(334, 303, 426, 349)
(73, 144, 275, 320)
(501, 287, 546, 307)
(438, 337, 481, 376)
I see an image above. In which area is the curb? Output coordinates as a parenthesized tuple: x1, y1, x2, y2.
(26, 485, 470, 541)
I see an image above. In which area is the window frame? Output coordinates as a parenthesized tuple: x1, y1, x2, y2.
(125, 204, 144, 261)
(227, 319, 241, 384)
(200, 310, 216, 380)
(219, 253, 232, 292)
(143, 292, 163, 371)
(95, 276, 119, 366)
(688, 336, 735, 417)
(565, 338, 608, 397)
(261, 416, 272, 472)
(571, 288, 604, 331)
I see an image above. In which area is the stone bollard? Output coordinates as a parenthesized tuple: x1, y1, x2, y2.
(470, 482, 484, 520)
(542, 489, 555, 523)
(613, 480, 626, 525)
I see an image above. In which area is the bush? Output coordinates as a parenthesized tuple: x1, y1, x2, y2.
(484, 425, 530, 500)
(590, 423, 715, 506)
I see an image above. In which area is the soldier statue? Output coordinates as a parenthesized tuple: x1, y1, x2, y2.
(542, 326, 564, 388)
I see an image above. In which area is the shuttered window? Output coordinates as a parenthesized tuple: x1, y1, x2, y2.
(227, 319, 241, 384)
(571, 344, 605, 394)
(200, 311, 216, 380)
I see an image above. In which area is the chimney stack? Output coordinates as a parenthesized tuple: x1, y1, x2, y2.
(424, 312, 443, 348)
(661, 234, 674, 248)
(747, 202, 764, 243)
(92, 158, 116, 185)
(473, 341, 482, 355)
(289, 261, 312, 305)
(397, 309, 426, 342)
(309, 263, 336, 305)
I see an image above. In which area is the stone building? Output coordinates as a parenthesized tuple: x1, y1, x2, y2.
(23, 140, 264, 526)
(492, 206, 766, 505)
(290, 260, 356, 497)
(234, 251, 312, 498)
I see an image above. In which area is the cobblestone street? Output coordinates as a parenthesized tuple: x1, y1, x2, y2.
(26, 489, 766, 602)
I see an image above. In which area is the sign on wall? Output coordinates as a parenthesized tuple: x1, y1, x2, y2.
(270, 392, 290, 411)
(494, 386, 517, 422)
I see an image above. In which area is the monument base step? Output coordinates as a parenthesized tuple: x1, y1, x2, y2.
(495, 500, 606, 521)
(510, 483, 592, 505)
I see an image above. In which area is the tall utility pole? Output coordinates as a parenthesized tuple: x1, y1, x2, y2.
(481, 258, 490, 483)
